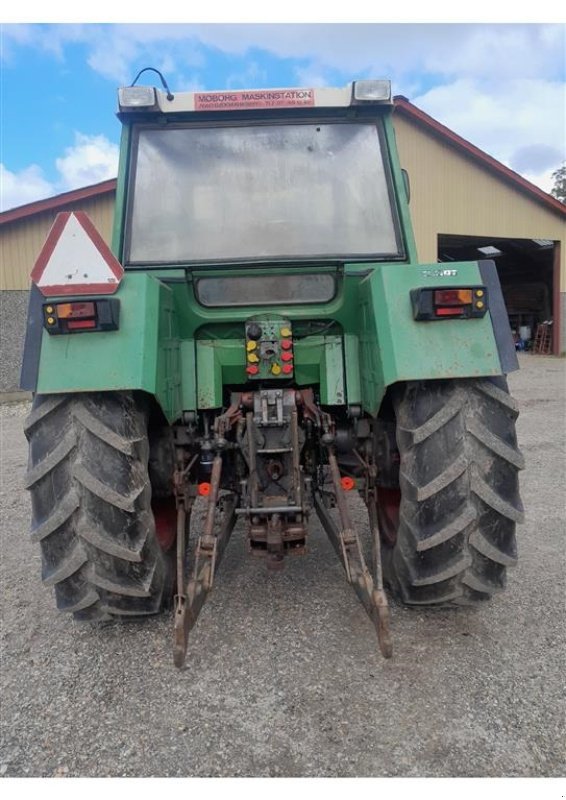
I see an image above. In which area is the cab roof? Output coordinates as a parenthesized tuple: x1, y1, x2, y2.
(117, 80, 393, 118)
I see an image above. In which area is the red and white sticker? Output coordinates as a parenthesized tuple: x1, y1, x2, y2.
(194, 89, 315, 111)
(30, 211, 123, 297)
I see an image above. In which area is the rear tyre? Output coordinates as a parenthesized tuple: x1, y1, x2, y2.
(24, 392, 168, 620)
(385, 377, 524, 606)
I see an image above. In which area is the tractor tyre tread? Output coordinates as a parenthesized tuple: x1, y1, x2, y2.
(388, 377, 523, 607)
(24, 392, 167, 620)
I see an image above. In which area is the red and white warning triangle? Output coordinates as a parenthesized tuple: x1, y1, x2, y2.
(31, 211, 124, 296)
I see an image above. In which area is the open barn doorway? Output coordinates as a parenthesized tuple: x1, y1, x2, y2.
(438, 234, 559, 355)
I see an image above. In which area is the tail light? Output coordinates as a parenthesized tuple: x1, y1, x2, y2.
(43, 299, 119, 334)
(434, 289, 473, 305)
(411, 287, 487, 321)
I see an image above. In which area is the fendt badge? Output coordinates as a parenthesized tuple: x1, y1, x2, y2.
(421, 268, 459, 278)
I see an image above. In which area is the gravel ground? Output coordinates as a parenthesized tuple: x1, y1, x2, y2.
(1, 355, 565, 778)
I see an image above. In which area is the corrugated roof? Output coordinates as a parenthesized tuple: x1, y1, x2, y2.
(1, 99, 564, 226)
(0, 179, 117, 225)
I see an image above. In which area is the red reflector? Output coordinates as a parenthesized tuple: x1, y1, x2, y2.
(341, 476, 355, 491)
(57, 302, 96, 319)
(434, 289, 472, 306)
(198, 483, 212, 497)
(67, 319, 97, 330)
(435, 307, 464, 317)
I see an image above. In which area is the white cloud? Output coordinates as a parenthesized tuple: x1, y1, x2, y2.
(0, 164, 55, 211)
(1, 23, 205, 85)
(226, 61, 268, 90)
(86, 35, 141, 85)
(55, 133, 119, 191)
(520, 167, 556, 195)
(0, 23, 36, 61)
(0, 133, 119, 212)
(293, 65, 333, 88)
(176, 74, 206, 92)
(421, 25, 565, 81)
(5, 23, 563, 88)
(511, 144, 563, 175)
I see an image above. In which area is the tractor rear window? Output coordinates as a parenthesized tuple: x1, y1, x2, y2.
(125, 122, 402, 264)
(196, 273, 336, 306)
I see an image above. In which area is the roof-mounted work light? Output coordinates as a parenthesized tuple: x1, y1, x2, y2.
(352, 80, 391, 103)
(118, 85, 157, 109)
(118, 67, 174, 111)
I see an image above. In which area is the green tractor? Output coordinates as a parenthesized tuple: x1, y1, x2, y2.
(22, 75, 524, 665)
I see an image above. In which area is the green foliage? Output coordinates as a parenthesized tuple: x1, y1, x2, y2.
(550, 162, 566, 203)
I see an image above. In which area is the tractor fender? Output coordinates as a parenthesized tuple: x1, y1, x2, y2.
(21, 272, 184, 423)
(357, 259, 518, 416)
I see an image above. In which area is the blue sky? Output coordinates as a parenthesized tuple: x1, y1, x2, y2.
(1, 20, 565, 211)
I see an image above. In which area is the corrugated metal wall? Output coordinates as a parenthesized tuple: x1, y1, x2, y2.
(1, 194, 114, 291)
(393, 113, 566, 287)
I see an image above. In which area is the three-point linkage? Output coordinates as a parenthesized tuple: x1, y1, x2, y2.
(172, 394, 392, 667)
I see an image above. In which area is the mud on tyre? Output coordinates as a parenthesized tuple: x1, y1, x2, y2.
(385, 376, 524, 606)
(24, 392, 168, 620)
